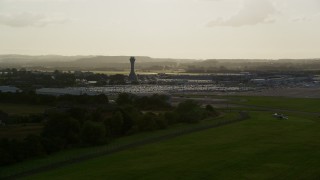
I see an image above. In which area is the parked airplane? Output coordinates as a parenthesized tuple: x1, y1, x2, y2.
(273, 113, 288, 120)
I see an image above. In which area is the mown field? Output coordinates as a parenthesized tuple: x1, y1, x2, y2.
(21, 110, 320, 180)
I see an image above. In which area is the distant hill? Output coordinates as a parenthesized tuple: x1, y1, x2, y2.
(0, 55, 197, 69)
(75, 56, 196, 64)
(0, 55, 92, 63)
(76, 56, 152, 64)
(0, 55, 319, 72)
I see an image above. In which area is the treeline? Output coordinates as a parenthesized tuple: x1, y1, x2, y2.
(0, 92, 109, 106)
(0, 69, 129, 91)
(186, 60, 320, 73)
(0, 93, 219, 166)
(116, 93, 171, 110)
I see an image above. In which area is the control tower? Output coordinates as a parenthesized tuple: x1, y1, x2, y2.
(128, 56, 138, 82)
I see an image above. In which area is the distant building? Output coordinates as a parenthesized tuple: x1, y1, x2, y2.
(0, 86, 21, 93)
(128, 57, 138, 83)
(36, 88, 87, 96)
(36, 88, 102, 96)
(251, 79, 267, 84)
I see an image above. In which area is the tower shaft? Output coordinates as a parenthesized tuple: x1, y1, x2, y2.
(129, 57, 138, 82)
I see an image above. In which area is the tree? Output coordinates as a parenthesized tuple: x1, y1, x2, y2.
(109, 74, 126, 85)
(176, 100, 203, 123)
(134, 94, 171, 110)
(104, 111, 124, 137)
(163, 111, 178, 125)
(0, 110, 9, 124)
(138, 112, 157, 131)
(81, 121, 106, 145)
(116, 93, 135, 105)
(205, 104, 219, 117)
(93, 94, 109, 104)
(155, 114, 168, 129)
(42, 114, 81, 146)
(23, 135, 45, 157)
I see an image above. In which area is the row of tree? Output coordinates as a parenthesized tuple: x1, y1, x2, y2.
(0, 68, 130, 91)
(0, 92, 109, 106)
(0, 93, 219, 166)
(116, 93, 171, 110)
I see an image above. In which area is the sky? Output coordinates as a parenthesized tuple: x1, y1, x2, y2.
(0, 0, 320, 59)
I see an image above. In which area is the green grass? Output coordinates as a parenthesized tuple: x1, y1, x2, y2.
(229, 96, 320, 112)
(0, 103, 49, 115)
(184, 95, 320, 113)
(0, 113, 237, 179)
(20, 111, 320, 180)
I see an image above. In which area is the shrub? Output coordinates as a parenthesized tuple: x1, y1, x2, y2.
(104, 111, 124, 137)
(138, 112, 157, 131)
(42, 114, 81, 146)
(81, 121, 106, 145)
(176, 100, 203, 123)
(163, 111, 179, 125)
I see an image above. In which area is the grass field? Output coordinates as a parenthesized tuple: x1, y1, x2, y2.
(0, 113, 238, 179)
(0, 123, 43, 140)
(230, 96, 320, 112)
(20, 111, 320, 180)
(0, 103, 49, 115)
(185, 95, 320, 113)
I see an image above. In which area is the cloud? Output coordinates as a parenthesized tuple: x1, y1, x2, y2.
(291, 16, 309, 22)
(1, 0, 87, 2)
(0, 12, 69, 27)
(207, 0, 278, 27)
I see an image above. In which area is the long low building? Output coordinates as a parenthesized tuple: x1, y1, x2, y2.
(0, 86, 21, 93)
(36, 85, 254, 96)
(36, 88, 87, 96)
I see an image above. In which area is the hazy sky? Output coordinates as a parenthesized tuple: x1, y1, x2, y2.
(1, 0, 320, 59)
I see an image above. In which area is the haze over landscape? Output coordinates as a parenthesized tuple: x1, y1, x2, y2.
(2, 1, 320, 180)
(1, 0, 320, 59)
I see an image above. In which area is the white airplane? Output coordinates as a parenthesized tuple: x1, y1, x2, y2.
(273, 113, 288, 120)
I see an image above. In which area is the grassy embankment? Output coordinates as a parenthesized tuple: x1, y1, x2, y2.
(185, 95, 320, 113)
(0, 112, 238, 179)
(2, 96, 320, 179)
(23, 111, 320, 180)
(229, 96, 320, 112)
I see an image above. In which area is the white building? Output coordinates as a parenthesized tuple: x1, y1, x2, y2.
(36, 88, 84, 96)
(0, 86, 21, 93)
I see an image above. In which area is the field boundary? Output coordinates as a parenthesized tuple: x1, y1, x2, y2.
(2, 112, 249, 180)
